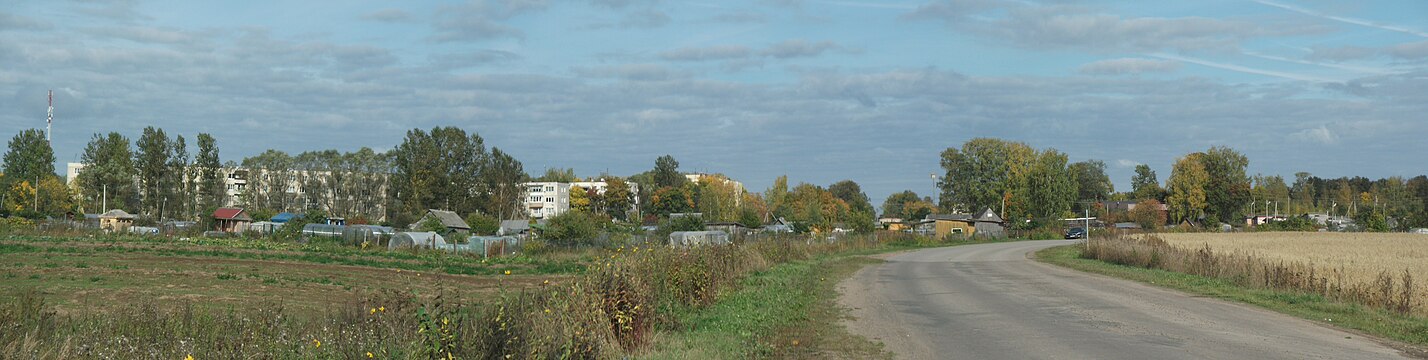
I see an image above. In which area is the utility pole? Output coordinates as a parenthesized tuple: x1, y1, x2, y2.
(102, 184, 108, 212)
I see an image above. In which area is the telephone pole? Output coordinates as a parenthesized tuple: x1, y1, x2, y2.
(47, 90, 53, 143)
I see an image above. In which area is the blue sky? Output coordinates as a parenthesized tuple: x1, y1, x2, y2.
(3, 0, 1427, 206)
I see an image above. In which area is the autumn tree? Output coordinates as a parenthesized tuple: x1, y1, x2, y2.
(938, 138, 1036, 220)
(829, 180, 873, 215)
(1128, 199, 1166, 230)
(601, 177, 634, 221)
(481, 147, 527, 220)
(535, 167, 577, 182)
(387, 127, 488, 226)
(1166, 154, 1208, 224)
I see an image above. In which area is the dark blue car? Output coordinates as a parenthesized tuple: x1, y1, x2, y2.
(1065, 227, 1086, 239)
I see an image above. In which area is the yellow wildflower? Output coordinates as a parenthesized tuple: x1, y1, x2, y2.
(370, 308, 377, 314)
(366, 352, 374, 358)
(186, 355, 195, 360)
(542, 280, 549, 285)
(503, 270, 511, 275)
(379, 306, 386, 312)
(313, 339, 321, 348)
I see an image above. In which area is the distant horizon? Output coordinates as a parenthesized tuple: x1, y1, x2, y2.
(4, 1, 1427, 205)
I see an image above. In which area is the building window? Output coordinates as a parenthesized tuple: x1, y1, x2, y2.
(545, 197, 554, 202)
(545, 186, 554, 192)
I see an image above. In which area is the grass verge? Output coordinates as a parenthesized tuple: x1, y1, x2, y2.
(640, 255, 890, 359)
(1036, 244, 1428, 353)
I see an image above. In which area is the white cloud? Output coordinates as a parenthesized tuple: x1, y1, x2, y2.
(1079, 58, 1181, 75)
(1116, 159, 1141, 168)
(1289, 125, 1337, 145)
(1252, 0, 1428, 39)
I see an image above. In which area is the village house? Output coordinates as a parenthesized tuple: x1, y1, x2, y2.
(98, 209, 136, 232)
(213, 207, 253, 233)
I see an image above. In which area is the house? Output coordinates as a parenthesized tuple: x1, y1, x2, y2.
(972, 208, 1005, 238)
(213, 207, 253, 233)
(879, 217, 909, 231)
(498, 220, 531, 236)
(925, 208, 1005, 238)
(98, 209, 136, 232)
(762, 217, 794, 233)
(413, 209, 471, 235)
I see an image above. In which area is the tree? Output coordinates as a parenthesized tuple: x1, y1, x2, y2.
(695, 176, 741, 222)
(765, 175, 791, 220)
(1069, 160, 1112, 211)
(481, 147, 527, 220)
(542, 210, 603, 246)
(881, 190, 921, 219)
(1128, 199, 1167, 230)
(241, 150, 297, 212)
(195, 133, 224, 211)
(135, 127, 172, 217)
(167, 135, 192, 220)
(570, 185, 591, 212)
(828, 180, 873, 214)
(2, 129, 56, 191)
(1166, 154, 1209, 224)
(1025, 149, 1075, 220)
(938, 138, 1036, 220)
(649, 184, 695, 216)
(76, 132, 138, 212)
(602, 177, 634, 221)
(652, 155, 685, 189)
(465, 212, 500, 235)
(388, 127, 489, 226)
(1199, 146, 1251, 224)
(1131, 164, 1165, 202)
(4, 176, 74, 217)
(1291, 172, 1316, 214)
(534, 168, 577, 182)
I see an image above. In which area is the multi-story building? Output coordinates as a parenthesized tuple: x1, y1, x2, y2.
(66, 162, 386, 221)
(522, 180, 640, 219)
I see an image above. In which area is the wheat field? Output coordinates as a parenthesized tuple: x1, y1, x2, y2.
(1152, 232, 1428, 314)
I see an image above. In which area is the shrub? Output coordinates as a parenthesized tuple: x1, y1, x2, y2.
(543, 210, 604, 247)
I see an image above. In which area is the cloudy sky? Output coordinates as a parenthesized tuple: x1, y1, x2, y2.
(2, 0, 1426, 205)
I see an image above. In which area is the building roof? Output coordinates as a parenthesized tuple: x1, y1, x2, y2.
(270, 212, 297, 223)
(213, 207, 252, 221)
(499, 220, 530, 231)
(975, 208, 1003, 223)
(99, 209, 135, 220)
(424, 209, 470, 230)
(926, 213, 973, 221)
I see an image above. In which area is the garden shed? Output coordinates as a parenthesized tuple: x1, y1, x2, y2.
(98, 209, 135, 232)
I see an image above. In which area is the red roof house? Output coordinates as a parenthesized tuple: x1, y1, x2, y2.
(213, 207, 253, 233)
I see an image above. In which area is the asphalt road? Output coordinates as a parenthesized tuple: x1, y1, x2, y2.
(839, 240, 1418, 360)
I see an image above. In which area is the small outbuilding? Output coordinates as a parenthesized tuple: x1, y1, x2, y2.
(213, 207, 253, 233)
(499, 220, 531, 236)
(270, 212, 298, 223)
(412, 209, 471, 235)
(98, 209, 136, 232)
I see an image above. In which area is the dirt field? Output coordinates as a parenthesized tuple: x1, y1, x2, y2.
(1154, 232, 1428, 310)
(0, 235, 580, 315)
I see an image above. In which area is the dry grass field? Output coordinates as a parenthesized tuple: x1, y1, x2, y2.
(1107, 231, 1428, 317)
(1155, 232, 1428, 289)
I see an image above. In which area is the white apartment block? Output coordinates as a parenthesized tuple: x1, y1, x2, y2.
(522, 180, 640, 219)
(66, 162, 247, 208)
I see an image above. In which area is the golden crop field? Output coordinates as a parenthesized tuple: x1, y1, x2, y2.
(1153, 232, 1428, 314)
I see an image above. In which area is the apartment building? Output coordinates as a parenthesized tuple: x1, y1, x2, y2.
(522, 180, 640, 219)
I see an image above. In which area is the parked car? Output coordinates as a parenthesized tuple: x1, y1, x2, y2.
(1064, 227, 1086, 239)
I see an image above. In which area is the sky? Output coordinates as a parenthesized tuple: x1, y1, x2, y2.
(2, 0, 1427, 207)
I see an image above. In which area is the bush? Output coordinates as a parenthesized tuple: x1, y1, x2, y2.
(543, 210, 604, 247)
(1129, 199, 1167, 230)
(465, 213, 499, 236)
(1255, 216, 1316, 232)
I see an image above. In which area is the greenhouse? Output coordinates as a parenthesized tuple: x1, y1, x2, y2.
(301, 223, 345, 240)
(388, 232, 447, 250)
(669, 231, 730, 247)
(468, 236, 522, 258)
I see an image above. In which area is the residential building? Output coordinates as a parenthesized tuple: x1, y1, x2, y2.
(922, 209, 1005, 238)
(521, 180, 641, 219)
